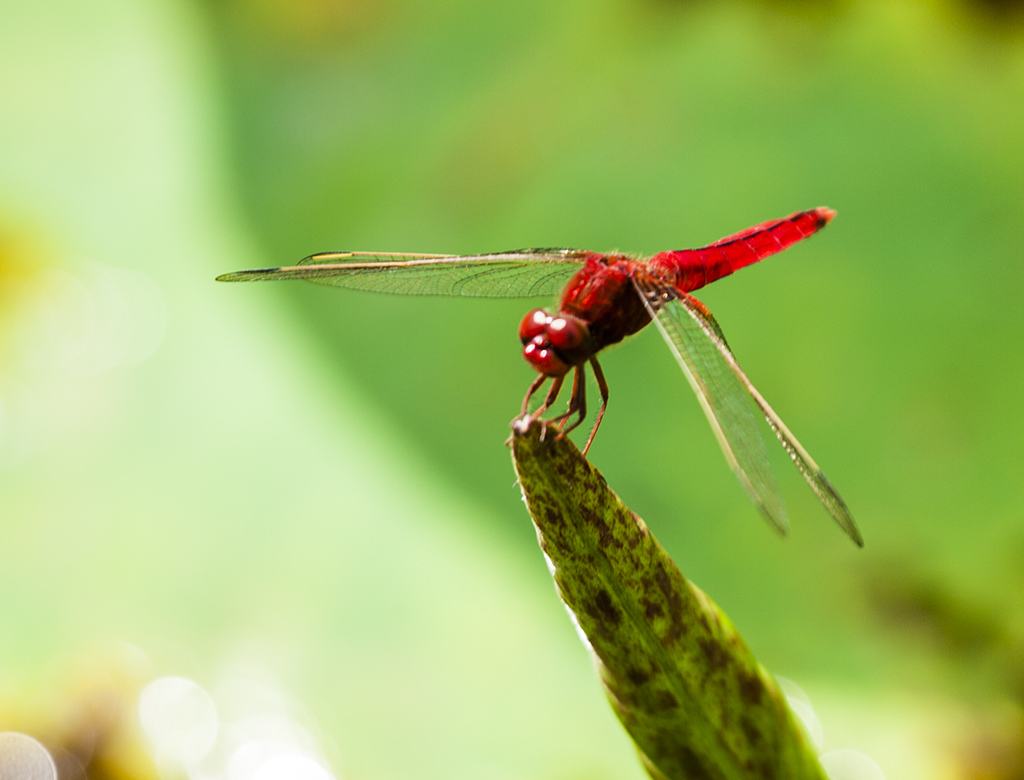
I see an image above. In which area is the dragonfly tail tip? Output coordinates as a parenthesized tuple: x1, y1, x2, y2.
(817, 207, 837, 225)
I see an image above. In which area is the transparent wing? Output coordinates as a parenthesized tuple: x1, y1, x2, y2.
(216, 248, 590, 298)
(632, 277, 789, 536)
(633, 276, 863, 546)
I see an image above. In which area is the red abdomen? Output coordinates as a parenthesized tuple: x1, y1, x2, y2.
(647, 208, 835, 293)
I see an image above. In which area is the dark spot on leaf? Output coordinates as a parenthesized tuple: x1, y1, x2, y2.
(680, 745, 713, 779)
(580, 505, 622, 549)
(646, 737, 713, 780)
(741, 713, 763, 747)
(699, 636, 729, 671)
(539, 504, 563, 528)
(554, 459, 574, 480)
(653, 562, 685, 643)
(657, 690, 679, 710)
(592, 589, 621, 626)
(626, 666, 650, 685)
(742, 750, 774, 780)
(738, 670, 765, 706)
(641, 597, 664, 621)
(628, 512, 647, 549)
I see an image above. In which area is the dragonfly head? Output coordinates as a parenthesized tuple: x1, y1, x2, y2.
(519, 309, 590, 377)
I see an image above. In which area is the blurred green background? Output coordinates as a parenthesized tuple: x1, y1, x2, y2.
(2, 0, 1024, 777)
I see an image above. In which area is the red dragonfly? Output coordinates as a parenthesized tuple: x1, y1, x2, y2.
(218, 208, 862, 546)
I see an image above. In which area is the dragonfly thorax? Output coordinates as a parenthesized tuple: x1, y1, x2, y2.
(519, 309, 592, 377)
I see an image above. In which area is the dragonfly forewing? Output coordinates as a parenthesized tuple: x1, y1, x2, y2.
(217, 249, 589, 298)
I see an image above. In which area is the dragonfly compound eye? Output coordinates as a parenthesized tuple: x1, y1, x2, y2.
(523, 341, 569, 377)
(519, 309, 550, 344)
(547, 316, 586, 351)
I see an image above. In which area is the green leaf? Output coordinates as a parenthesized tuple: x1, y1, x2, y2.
(510, 418, 827, 780)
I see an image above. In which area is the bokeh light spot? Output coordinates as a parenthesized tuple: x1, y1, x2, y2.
(820, 748, 887, 780)
(774, 676, 823, 752)
(787, 698, 823, 752)
(138, 676, 219, 766)
(251, 754, 335, 780)
(0, 732, 58, 780)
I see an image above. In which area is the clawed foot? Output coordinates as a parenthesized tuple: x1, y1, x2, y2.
(507, 413, 561, 449)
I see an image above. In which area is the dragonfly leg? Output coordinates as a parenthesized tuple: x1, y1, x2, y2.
(517, 374, 565, 444)
(521, 373, 547, 416)
(554, 365, 587, 435)
(550, 366, 580, 425)
(536, 374, 565, 418)
(580, 357, 609, 457)
(522, 373, 566, 416)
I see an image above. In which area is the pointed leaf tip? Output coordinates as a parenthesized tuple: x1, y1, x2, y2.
(509, 417, 828, 780)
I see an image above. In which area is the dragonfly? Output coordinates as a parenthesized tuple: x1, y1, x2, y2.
(218, 207, 862, 546)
